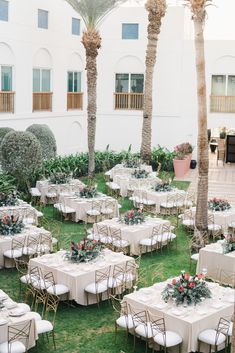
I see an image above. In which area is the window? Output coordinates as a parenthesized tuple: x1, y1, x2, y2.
(38, 9, 48, 29)
(67, 71, 81, 92)
(1, 66, 12, 91)
(33, 68, 51, 92)
(115, 73, 144, 110)
(210, 75, 235, 113)
(122, 24, 139, 40)
(0, 0, 8, 22)
(115, 73, 144, 93)
(67, 71, 83, 110)
(72, 18, 80, 36)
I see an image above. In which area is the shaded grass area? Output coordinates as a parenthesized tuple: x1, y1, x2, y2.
(0, 174, 195, 353)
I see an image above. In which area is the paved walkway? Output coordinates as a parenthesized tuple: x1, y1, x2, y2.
(175, 151, 235, 206)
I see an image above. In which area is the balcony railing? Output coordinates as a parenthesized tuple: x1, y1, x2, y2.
(67, 92, 83, 110)
(33, 92, 53, 112)
(210, 95, 235, 113)
(0, 91, 15, 113)
(114, 92, 143, 110)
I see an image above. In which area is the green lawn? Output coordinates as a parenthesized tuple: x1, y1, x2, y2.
(0, 175, 195, 353)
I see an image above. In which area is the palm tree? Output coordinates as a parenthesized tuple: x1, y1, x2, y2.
(140, 0, 166, 162)
(65, 0, 126, 176)
(185, 0, 211, 232)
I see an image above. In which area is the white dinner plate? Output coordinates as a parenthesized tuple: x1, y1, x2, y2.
(0, 319, 8, 326)
(0, 294, 8, 301)
(4, 301, 17, 309)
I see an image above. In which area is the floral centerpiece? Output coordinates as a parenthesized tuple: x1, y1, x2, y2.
(222, 233, 235, 254)
(0, 215, 25, 236)
(49, 172, 70, 184)
(161, 272, 211, 306)
(79, 186, 97, 198)
(132, 168, 149, 179)
(0, 192, 19, 207)
(123, 159, 141, 168)
(208, 198, 231, 212)
(120, 209, 145, 225)
(154, 181, 172, 192)
(67, 239, 102, 262)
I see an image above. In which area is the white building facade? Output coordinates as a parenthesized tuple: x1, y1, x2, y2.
(0, 0, 234, 155)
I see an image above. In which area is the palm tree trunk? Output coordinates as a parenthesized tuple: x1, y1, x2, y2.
(140, 0, 166, 163)
(82, 29, 101, 177)
(193, 18, 209, 232)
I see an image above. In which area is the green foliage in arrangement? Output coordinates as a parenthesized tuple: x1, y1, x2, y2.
(26, 124, 57, 160)
(0, 127, 14, 147)
(1, 131, 43, 187)
(151, 145, 176, 172)
(0, 174, 16, 195)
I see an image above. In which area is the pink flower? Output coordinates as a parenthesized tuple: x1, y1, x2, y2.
(172, 278, 177, 285)
(178, 285, 184, 293)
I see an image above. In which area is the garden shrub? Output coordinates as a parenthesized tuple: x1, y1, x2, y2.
(151, 145, 176, 172)
(26, 124, 57, 159)
(1, 131, 43, 188)
(0, 127, 14, 146)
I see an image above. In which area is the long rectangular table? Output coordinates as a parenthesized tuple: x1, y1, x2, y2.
(113, 174, 160, 197)
(123, 281, 234, 353)
(188, 207, 235, 231)
(197, 242, 235, 286)
(0, 290, 37, 349)
(93, 217, 170, 255)
(61, 193, 119, 222)
(109, 164, 153, 180)
(29, 249, 135, 305)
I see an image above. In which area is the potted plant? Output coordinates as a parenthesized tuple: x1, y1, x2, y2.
(173, 142, 193, 178)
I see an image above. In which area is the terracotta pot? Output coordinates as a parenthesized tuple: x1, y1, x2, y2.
(173, 158, 188, 178)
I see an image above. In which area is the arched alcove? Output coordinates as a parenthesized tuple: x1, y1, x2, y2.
(33, 48, 53, 68)
(0, 42, 15, 64)
(115, 55, 144, 73)
(68, 52, 83, 71)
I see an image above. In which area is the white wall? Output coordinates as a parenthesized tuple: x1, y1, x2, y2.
(0, 0, 234, 156)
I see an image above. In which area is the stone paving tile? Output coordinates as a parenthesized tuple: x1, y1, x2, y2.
(174, 152, 235, 206)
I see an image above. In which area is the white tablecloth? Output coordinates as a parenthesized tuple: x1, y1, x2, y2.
(113, 174, 161, 197)
(197, 242, 235, 285)
(0, 290, 37, 349)
(61, 193, 119, 222)
(0, 203, 38, 224)
(133, 188, 186, 213)
(189, 207, 235, 231)
(36, 179, 85, 203)
(109, 164, 153, 180)
(29, 249, 135, 306)
(124, 281, 234, 353)
(93, 217, 170, 255)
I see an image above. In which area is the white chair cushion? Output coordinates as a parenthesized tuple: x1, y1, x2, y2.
(17, 303, 31, 313)
(228, 322, 233, 336)
(60, 205, 75, 214)
(3, 249, 22, 259)
(160, 202, 175, 208)
(135, 322, 158, 338)
(87, 233, 100, 241)
(208, 224, 222, 231)
(108, 276, 124, 288)
(86, 210, 100, 216)
(101, 208, 113, 215)
(184, 201, 193, 207)
(139, 238, 157, 246)
(191, 253, 199, 261)
(47, 284, 69, 296)
(36, 320, 53, 334)
(52, 237, 58, 245)
(198, 329, 226, 345)
(116, 314, 134, 329)
(108, 182, 120, 190)
(124, 273, 135, 282)
(30, 188, 41, 197)
(36, 211, 43, 217)
(162, 232, 176, 239)
(182, 219, 194, 227)
(229, 222, 235, 228)
(0, 341, 26, 353)
(85, 281, 108, 294)
(46, 192, 57, 198)
(143, 200, 155, 206)
(30, 312, 42, 321)
(154, 330, 183, 347)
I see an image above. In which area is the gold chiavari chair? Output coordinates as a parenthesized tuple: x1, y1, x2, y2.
(110, 228, 130, 254)
(3, 237, 24, 268)
(86, 200, 101, 224)
(0, 320, 33, 353)
(84, 266, 111, 307)
(110, 295, 133, 344)
(108, 264, 126, 296)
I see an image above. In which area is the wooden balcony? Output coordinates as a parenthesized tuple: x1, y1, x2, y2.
(114, 92, 143, 110)
(0, 91, 15, 113)
(210, 95, 235, 113)
(33, 92, 53, 112)
(67, 92, 83, 110)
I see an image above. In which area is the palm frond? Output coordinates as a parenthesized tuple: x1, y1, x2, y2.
(65, 0, 127, 29)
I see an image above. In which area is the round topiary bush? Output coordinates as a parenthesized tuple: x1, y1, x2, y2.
(0, 127, 14, 146)
(26, 124, 57, 160)
(1, 131, 43, 185)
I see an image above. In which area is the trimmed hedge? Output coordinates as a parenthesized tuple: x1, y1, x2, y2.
(1, 131, 43, 186)
(0, 127, 14, 146)
(26, 124, 57, 159)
